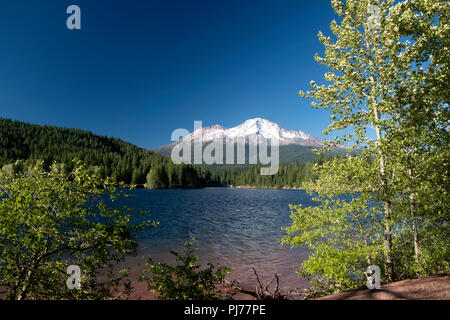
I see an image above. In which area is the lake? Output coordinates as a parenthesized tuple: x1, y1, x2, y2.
(115, 188, 316, 294)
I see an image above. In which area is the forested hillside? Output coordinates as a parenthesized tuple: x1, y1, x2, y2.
(200, 154, 334, 188)
(0, 118, 204, 187)
(0, 118, 328, 189)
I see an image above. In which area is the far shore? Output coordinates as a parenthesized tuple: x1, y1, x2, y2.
(225, 185, 304, 190)
(129, 184, 305, 191)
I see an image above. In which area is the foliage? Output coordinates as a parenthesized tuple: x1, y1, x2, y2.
(0, 160, 156, 300)
(392, 220, 450, 279)
(145, 165, 169, 189)
(283, 162, 386, 293)
(140, 239, 232, 300)
(285, 0, 449, 296)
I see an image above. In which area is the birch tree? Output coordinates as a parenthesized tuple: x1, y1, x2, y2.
(284, 0, 449, 290)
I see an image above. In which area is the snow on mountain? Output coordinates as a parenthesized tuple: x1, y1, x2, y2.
(180, 118, 322, 147)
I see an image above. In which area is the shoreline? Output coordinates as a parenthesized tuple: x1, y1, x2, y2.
(131, 185, 305, 191)
(119, 273, 450, 300)
(225, 185, 304, 190)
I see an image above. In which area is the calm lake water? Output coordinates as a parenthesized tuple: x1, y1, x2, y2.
(115, 188, 317, 293)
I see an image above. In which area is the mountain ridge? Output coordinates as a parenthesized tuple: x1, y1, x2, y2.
(152, 118, 326, 165)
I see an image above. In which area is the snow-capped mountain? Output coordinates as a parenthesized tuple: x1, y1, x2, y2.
(179, 118, 322, 147)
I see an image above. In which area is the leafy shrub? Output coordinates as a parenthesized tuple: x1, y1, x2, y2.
(392, 221, 450, 279)
(141, 239, 232, 300)
(0, 160, 155, 300)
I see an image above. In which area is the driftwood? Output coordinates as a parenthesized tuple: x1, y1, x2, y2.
(252, 267, 282, 300)
(226, 267, 307, 300)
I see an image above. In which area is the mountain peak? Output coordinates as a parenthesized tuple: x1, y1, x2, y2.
(178, 118, 322, 147)
(245, 117, 266, 122)
(242, 117, 276, 126)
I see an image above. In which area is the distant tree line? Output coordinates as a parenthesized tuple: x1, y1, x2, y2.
(202, 154, 336, 189)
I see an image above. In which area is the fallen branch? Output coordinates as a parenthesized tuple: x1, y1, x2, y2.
(252, 267, 282, 300)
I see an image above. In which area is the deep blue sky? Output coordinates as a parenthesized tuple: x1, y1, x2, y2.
(0, 0, 338, 149)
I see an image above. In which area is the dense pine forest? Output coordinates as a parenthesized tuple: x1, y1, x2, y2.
(0, 118, 204, 188)
(0, 118, 325, 189)
(199, 155, 334, 188)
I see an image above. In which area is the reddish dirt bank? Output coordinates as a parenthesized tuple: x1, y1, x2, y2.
(121, 273, 449, 300)
(317, 273, 450, 300)
(122, 281, 257, 300)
